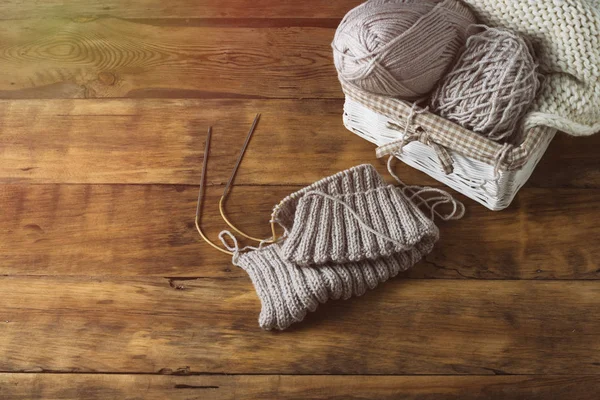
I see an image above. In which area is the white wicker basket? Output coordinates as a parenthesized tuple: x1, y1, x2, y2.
(341, 85, 556, 211)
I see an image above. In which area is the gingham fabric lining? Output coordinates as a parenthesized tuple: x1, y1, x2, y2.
(342, 83, 555, 171)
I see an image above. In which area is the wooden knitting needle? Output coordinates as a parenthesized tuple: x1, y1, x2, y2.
(195, 127, 234, 255)
(222, 113, 260, 199)
(218, 113, 279, 243)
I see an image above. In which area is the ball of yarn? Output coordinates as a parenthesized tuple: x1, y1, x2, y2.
(332, 0, 476, 99)
(431, 27, 540, 141)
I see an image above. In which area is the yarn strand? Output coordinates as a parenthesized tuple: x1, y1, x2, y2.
(386, 156, 465, 221)
(302, 190, 417, 249)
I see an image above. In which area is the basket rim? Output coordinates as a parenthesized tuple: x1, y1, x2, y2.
(342, 82, 556, 171)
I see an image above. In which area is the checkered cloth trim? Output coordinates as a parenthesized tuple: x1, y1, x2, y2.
(342, 82, 554, 171)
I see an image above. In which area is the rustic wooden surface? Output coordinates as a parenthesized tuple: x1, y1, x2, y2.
(0, 1, 599, 398)
(3, 375, 600, 400)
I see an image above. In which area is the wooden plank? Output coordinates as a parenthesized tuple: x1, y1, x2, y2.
(529, 133, 600, 189)
(1, 99, 598, 187)
(0, 98, 380, 185)
(1, 184, 599, 279)
(0, 1, 362, 19)
(1, 277, 599, 374)
(1, 374, 599, 400)
(0, 19, 339, 99)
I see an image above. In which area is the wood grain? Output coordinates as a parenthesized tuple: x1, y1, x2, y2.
(2, 374, 599, 400)
(0, 99, 598, 187)
(1, 184, 599, 279)
(1, 277, 600, 374)
(0, 19, 339, 99)
(0, 0, 363, 19)
(2, 0, 597, 395)
(0, 98, 375, 185)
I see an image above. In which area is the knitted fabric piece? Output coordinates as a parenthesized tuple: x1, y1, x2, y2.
(462, 0, 600, 136)
(281, 185, 433, 266)
(236, 238, 435, 331)
(233, 164, 439, 330)
(273, 164, 387, 232)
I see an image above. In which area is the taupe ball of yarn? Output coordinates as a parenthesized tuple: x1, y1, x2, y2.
(332, 0, 476, 99)
(431, 27, 540, 141)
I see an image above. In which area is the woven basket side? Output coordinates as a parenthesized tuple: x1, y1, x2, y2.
(343, 96, 556, 210)
(342, 82, 556, 171)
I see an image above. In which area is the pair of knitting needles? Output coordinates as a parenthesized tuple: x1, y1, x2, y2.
(195, 114, 279, 255)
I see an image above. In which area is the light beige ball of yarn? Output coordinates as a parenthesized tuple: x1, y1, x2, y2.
(431, 27, 541, 141)
(332, 0, 477, 100)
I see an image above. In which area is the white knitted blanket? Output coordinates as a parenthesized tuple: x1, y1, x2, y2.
(464, 0, 600, 136)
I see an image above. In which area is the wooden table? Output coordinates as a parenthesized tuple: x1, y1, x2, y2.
(1, 1, 599, 398)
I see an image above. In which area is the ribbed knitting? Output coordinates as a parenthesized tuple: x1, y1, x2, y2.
(232, 165, 439, 330)
(273, 164, 388, 232)
(282, 185, 432, 266)
(236, 238, 434, 331)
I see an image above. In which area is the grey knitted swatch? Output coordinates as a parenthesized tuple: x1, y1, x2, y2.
(236, 240, 433, 331)
(281, 185, 433, 266)
(230, 165, 439, 331)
